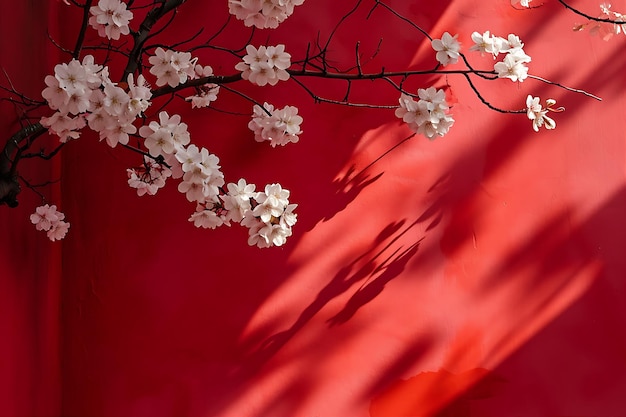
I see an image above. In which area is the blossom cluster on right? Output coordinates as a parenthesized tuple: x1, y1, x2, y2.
(470, 31, 531, 82)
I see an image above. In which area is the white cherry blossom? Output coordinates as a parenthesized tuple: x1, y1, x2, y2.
(89, 0, 133, 40)
(189, 204, 227, 229)
(526, 95, 561, 132)
(236, 44, 291, 86)
(148, 48, 198, 88)
(431, 32, 461, 66)
(395, 88, 455, 139)
(248, 102, 303, 146)
(494, 49, 531, 82)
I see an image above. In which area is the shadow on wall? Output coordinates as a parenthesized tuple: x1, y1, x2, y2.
(233, 39, 625, 417)
(214, 1, 625, 416)
(366, 186, 626, 417)
(233, 218, 423, 376)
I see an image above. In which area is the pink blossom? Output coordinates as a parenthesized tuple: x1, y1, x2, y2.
(31, 204, 70, 241)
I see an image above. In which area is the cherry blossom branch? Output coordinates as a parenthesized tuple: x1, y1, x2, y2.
(2, 0, 189, 207)
(556, 0, 623, 24)
(0, 0, 607, 246)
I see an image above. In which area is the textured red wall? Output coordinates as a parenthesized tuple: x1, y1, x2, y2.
(2, 1, 626, 416)
(0, 3, 65, 416)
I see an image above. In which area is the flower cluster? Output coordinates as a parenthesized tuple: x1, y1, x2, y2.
(235, 45, 291, 86)
(187, 179, 298, 247)
(146, 48, 220, 106)
(228, 0, 305, 29)
(30, 204, 70, 241)
(242, 183, 298, 248)
(139, 111, 190, 157)
(127, 157, 173, 196)
(149, 47, 198, 88)
(526, 95, 563, 132)
(395, 87, 455, 139)
(470, 31, 531, 82)
(135, 111, 225, 206)
(89, 0, 133, 40)
(31, 0, 304, 247)
(248, 102, 303, 147)
(187, 179, 250, 230)
(41, 55, 151, 146)
(431, 32, 461, 66)
(175, 144, 225, 204)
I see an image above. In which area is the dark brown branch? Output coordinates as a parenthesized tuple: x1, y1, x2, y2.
(218, 84, 272, 116)
(47, 31, 73, 56)
(123, 0, 188, 81)
(73, 0, 93, 58)
(22, 142, 67, 160)
(289, 76, 396, 108)
(462, 73, 525, 114)
(0, 123, 45, 207)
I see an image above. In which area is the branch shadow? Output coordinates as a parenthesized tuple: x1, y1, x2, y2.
(326, 238, 422, 326)
(366, 186, 626, 417)
(248, 219, 413, 364)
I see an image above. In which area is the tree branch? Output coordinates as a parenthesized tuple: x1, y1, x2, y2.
(123, 0, 187, 81)
(556, 0, 624, 24)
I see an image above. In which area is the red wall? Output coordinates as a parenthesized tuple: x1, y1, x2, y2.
(2, 1, 626, 416)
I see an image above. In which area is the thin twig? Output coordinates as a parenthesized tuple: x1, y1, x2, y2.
(290, 76, 396, 108)
(556, 0, 624, 24)
(527, 74, 602, 101)
(462, 73, 525, 114)
(369, 0, 432, 41)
